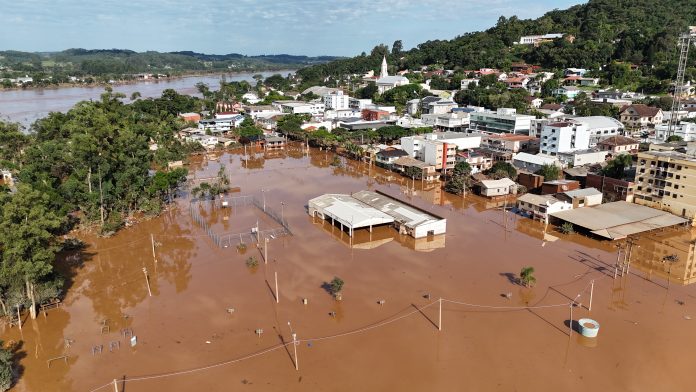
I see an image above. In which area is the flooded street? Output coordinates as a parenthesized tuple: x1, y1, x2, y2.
(4, 144, 696, 392)
(0, 70, 294, 127)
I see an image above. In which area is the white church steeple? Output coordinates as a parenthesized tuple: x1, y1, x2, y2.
(380, 55, 388, 78)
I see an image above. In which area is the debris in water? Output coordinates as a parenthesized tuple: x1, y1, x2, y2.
(675, 300, 685, 305)
(684, 315, 692, 320)
(205, 341, 211, 344)
(329, 311, 336, 318)
(377, 299, 386, 306)
(502, 292, 512, 300)
(227, 307, 235, 314)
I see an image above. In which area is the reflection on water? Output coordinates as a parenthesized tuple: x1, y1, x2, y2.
(631, 228, 696, 285)
(311, 217, 446, 252)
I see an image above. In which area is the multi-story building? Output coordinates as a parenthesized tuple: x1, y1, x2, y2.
(420, 112, 470, 132)
(323, 91, 350, 110)
(634, 150, 696, 220)
(469, 108, 536, 134)
(619, 104, 663, 130)
(655, 122, 696, 142)
(349, 97, 373, 111)
(277, 101, 325, 115)
(539, 121, 591, 156)
(422, 139, 457, 171)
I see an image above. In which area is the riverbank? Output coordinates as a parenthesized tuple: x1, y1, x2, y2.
(3, 144, 696, 391)
(0, 68, 298, 92)
(0, 70, 295, 127)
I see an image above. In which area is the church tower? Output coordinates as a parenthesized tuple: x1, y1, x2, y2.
(380, 55, 388, 78)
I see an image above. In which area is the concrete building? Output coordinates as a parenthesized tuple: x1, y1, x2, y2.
(517, 33, 564, 45)
(556, 188, 603, 207)
(376, 148, 409, 166)
(456, 150, 493, 173)
(480, 178, 517, 197)
(323, 91, 350, 110)
(349, 98, 373, 111)
(482, 134, 539, 154)
(278, 101, 325, 115)
(655, 122, 696, 142)
(308, 190, 447, 238)
(422, 139, 457, 171)
(512, 152, 561, 173)
(556, 149, 608, 167)
(539, 121, 591, 156)
(550, 201, 687, 240)
(597, 135, 640, 155)
(634, 150, 696, 220)
(516, 194, 573, 223)
(469, 108, 535, 134)
(393, 157, 439, 182)
(421, 112, 470, 132)
(619, 104, 663, 130)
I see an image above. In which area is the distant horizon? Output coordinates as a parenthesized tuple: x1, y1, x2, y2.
(0, 0, 584, 57)
(0, 48, 343, 58)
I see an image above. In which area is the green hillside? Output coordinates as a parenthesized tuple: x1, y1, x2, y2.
(297, 0, 696, 89)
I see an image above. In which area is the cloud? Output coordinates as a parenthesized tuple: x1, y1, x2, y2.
(0, 0, 584, 55)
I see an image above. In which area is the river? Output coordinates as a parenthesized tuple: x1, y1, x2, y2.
(0, 70, 295, 128)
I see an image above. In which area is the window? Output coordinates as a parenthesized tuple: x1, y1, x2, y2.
(675, 184, 679, 189)
(676, 175, 681, 179)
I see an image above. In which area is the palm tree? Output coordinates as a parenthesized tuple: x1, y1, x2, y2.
(519, 266, 536, 288)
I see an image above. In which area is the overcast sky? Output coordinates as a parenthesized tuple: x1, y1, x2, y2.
(0, 0, 584, 56)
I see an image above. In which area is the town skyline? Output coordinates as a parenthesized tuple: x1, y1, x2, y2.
(0, 0, 583, 56)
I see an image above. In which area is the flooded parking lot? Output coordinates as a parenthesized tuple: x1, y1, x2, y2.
(4, 144, 696, 391)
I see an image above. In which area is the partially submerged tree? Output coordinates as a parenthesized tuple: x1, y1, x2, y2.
(328, 277, 345, 299)
(0, 341, 13, 392)
(519, 266, 536, 288)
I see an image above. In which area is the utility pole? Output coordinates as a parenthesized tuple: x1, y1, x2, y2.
(113, 379, 118, 392)
(264, 237, 269, 264)
(151, 234, 157, 264)
(16, 304, 21, 332)
(143, 267, 152, 297)
(288, 321, 298, 370)
(275, 271, 279, 304)
(438, 298, 442, 331)
(589, 280, 595, 312)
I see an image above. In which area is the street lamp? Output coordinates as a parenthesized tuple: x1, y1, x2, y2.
(288, 321, 298, 370)
(261, 189, 266, 211)
(281, 202, 285, 224)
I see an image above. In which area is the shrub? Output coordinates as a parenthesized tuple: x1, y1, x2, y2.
(245, 256, 258, 268)
(560, 222, 574, 234)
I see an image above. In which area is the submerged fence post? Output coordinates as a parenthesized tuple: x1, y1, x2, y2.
(438, 298, 442, 331)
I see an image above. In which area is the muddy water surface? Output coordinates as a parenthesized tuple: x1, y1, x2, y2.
(4, 144, 696, 392)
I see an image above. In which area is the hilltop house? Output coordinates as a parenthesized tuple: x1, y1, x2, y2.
(619, 104, 663, 130)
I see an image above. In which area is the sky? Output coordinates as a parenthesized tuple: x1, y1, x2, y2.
(0, 0, 584, 57)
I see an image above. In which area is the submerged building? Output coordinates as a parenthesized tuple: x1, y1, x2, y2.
(308, 190, 446, 238)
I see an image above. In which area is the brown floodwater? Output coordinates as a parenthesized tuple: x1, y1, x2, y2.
(4, 143, 696, 392)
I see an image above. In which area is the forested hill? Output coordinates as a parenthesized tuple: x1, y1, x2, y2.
(297, 0, 696, 86)
(0, 49, 341, 79)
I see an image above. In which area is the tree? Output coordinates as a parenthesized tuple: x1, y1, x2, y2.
(0, 342, 13, 391)
(535, 164, 560, 181)
(392, 40, 403, 56)
(487, 162, 517, 179)
(0, 185, 65, 319)
(519, 266, 536, 288)
(404, 166, 422, 180)
(602, 154, 633, 179)
(667, 135, 683, 142)
(560, 222, 575, 234)
(453, 161, 472, 177)
(444, 175, 466, 195)
(328, 277, 344, 297)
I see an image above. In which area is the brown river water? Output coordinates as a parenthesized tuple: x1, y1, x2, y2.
(3, 144, 696, 391)
(0, 71, 294, 128)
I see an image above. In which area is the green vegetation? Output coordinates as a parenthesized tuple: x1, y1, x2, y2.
(444, 161, 472, 196)
(328, 277, 345, 297)
(245, 256, 259, 268)
(535, 164, 560, 181)
(560, 222, 575, 234)
(0, 88, 198, 320)
(297, 0, 696, 94)
(519, 266, 536, 288)
(0, 342, 13, 391)
(602, 154, 633, 179)
(487, 162, 517, 179)
(0, 49, 339, 87)
(666, 135, 684, 142)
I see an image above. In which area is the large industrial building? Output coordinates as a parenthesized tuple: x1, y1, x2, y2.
(308, 190, 447, 238)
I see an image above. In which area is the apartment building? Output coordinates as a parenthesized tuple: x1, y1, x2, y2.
(539, 121, 591, 156)
(634, 150, 696, 220)
(323, 91, 350, 110)
(469, 108, 535, 134)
